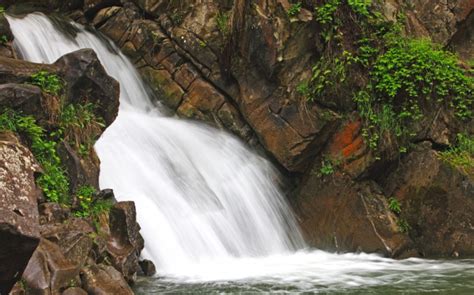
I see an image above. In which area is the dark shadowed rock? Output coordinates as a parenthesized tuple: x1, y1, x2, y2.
(383, 142, 474, 257)
(139, 259, 156, 276)
(0, 132, 41, 294)
(57, 141, 100, 194)
(55, 49, 119, 126)
(38, 202, 71, 225)
(81, 264, 134, 295)
(22, 238, 80, 294)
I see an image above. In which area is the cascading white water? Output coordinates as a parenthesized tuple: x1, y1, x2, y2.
(8, 12, 305, 268)
(8, 13, 474, 292)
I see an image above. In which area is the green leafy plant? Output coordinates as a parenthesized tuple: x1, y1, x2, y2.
(388, 197, 401, 214)
(439, 133, 474, 174)
(216, 11, 230, 36)
(29, 71, 63, 96)
(0, 109, 69, 203)
(320, 158, 335, 176)
(372, 39, 473, 120)
(74, 185, 113, 219)
(397, 219, 411, 234)
(0, 6, 5, 14)
(58, 103, 105, 157)
(347, 0, 372, 17)
(354, 38, 473, 151)
(315, 0, 341, 25)
(287, 2, 302, 17)
(0, 35, 8, 45)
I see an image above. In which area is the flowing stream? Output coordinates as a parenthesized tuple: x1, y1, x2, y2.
(7, 13, 474, 294)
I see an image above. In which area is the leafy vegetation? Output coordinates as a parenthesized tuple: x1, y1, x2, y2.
(0, 35, 8, 45)
(29, 71, 63, 96)
(74, 185, 113, 218)
(439, 133, 474, 174)
(0, 109, 69, 203)
(216, 11, 230, 36)
(287, 2, 302, 17)
(319, 158, 335, 176)
(307, 0, 473, 153)
(388, 197, 401, 214)
(396, 219, 411, 234)
(58, 103, 105, 157)
(0, 6, 5, 14)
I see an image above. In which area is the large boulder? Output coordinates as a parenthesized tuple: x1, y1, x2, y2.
(22, 238, 80, 294)
(0, 132, 41, 294)
(383, 142, 474, 257)
(81, 264, 134, 295)
(295, 173, 416, 258)
(106, 202, 144, 283)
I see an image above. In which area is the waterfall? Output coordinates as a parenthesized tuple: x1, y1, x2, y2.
(7, 13, 305, 272)
(8, 13, 474, 292)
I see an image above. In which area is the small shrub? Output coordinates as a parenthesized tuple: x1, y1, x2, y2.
(74, 185, 113, 219)
(320, 158, 335, 176)
(0, 35, 8, 45)
(355, 38, 473, 150)
(30, 71, 63, 96)
(58, 103, 105, 157)
(397, 219, 411, 234)
(315, 0, 341, 25)
(347, 0, 372, 17)
(439, 133, 474, 174)
(388, 197, 401, 214)
(287, 2, 302, 17)
(372, 39, 473, 120)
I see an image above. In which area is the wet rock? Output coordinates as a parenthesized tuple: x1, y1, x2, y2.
(0, 132, 41, 294)
(22, 238, 79, 294)
(0, 84, 48, 123)
(383, 143, 474, 257)
(57, 141, 100, 194)
(138, 259, 156, 276)
(81, 264, 134, 295)
(0, 49, 119, 127)
(296, 172, 415, 257)
(83, 0, 120, 18)
(38, 202, 71, 225)
(40, 218, 94, 268)
(55, 49, 119, 126)
(107, 202, 144, 283)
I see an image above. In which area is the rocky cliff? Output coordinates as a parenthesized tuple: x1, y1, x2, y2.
(0, 13, 154, 293)
(0, 0, 473, 292)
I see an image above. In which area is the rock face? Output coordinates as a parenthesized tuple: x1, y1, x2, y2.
(384, 143, 474, 257)
(0, 46, 144, 293)
(0, 133, 41, 294)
